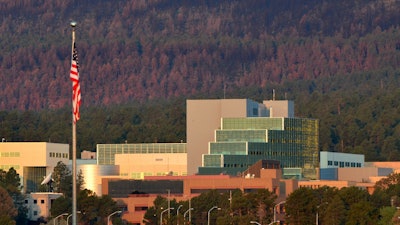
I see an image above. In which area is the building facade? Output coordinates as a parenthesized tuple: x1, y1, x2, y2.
(101, 166, 296, 225)
(187, 99, 273, 175)
(189, 99, 319, 179)
(0, 142, 69, 193)
(115, 153, 187, 179)
(25, 192, 63, 222)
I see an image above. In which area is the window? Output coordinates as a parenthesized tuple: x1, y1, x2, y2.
(327, 161, 332, 166)
(41, 199, 45, 204)
(33, 199, 37, 204)
(33, 211, 37, 216)
(134, 206, 148, 211)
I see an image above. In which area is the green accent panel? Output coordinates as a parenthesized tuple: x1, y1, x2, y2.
(97, 143, 186, 165)
(203, 154, 222, 167)
(216, 129, 267, 142)
(210, 142, 247, 155)
(222, 118, 283, 130)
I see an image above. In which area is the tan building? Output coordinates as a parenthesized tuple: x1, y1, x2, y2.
(25, 192, 63, 222)
(365, 161, 400, 173)
(115, 153, 187, 179)
(81, 150, 96, 159)
(0, 142, 69, 193)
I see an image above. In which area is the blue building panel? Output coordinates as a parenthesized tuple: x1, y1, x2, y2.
(320, 168, 338, 180)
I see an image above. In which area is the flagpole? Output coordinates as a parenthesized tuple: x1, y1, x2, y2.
(70, 21, 78, 225)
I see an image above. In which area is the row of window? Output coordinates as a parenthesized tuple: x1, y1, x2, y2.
(327, 161, 362, 167)
(0, 152, 20, 157)
(49, 152, 69, 159)
(120, 171, 185, 179)
(0, 165, 20, 170)
(25, 199, 45, 204)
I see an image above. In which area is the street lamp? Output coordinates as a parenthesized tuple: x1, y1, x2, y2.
(268, 221, 280, 225)
(273, 201, 286, 223)
(207, 206, 221, 225)
(184, 208, 194, 222)
(316, 202, 328, 225)
(107, 210, 122, 225)
(53, 213, 68, 225)
(250, 221, 261, 225)
(160, 207, 174, 225)
(176, 205, 183, 225)
(67, 211, 81, 225)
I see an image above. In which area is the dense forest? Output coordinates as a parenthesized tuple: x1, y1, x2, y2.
(1, 0, 400, 161)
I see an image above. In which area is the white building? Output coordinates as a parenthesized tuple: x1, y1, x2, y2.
(0, 142, 69, 193)
(320, 151, 364, 168)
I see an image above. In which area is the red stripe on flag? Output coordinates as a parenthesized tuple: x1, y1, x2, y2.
(70, 42, 81, 123)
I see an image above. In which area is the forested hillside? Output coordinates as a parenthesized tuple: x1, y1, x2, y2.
(1, 0, 400, 109)
(1, 0, 400, 161)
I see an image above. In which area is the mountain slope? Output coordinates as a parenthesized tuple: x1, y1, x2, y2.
(1, 0, 400, 110)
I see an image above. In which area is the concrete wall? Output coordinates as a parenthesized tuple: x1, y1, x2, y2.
(115, 153, 187, 178)
(338, 167, 393, 182)
(186, 99, 250, 175)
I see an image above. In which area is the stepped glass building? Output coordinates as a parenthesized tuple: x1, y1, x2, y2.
(188, 99, 319, 179)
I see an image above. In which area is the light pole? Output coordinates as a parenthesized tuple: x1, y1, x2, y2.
(107, 210, 122, 225)
(207, 206, 221, 225)
(177, 205, 183, 225)
(160, 207, 174, 225)
(67, 211, 81, 225)
(53, 213, 68, 225)
(184, 208, 194, 222)
(316, 202, 328, 225)
(273, 201, 286, 223)
(250, 221, 261, 225)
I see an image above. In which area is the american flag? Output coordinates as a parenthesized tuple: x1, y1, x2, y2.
(70, 42, 81, 123)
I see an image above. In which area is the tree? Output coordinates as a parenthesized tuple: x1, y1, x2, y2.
(345, 200, 379, 225)
(0, 186, 17, 225)
(285, 187, 318, 225)
(378, 206, 396, 225)
(51, 189, 125, 225)
(322, 195, 346, 225)
(51, 161, 84, 197)
(0, 168, 28, 225)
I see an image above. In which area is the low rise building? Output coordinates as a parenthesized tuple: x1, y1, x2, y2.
(25, 192, 63, 222)
(0, 142, 69, 193)
(101, 161, 296, 225)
